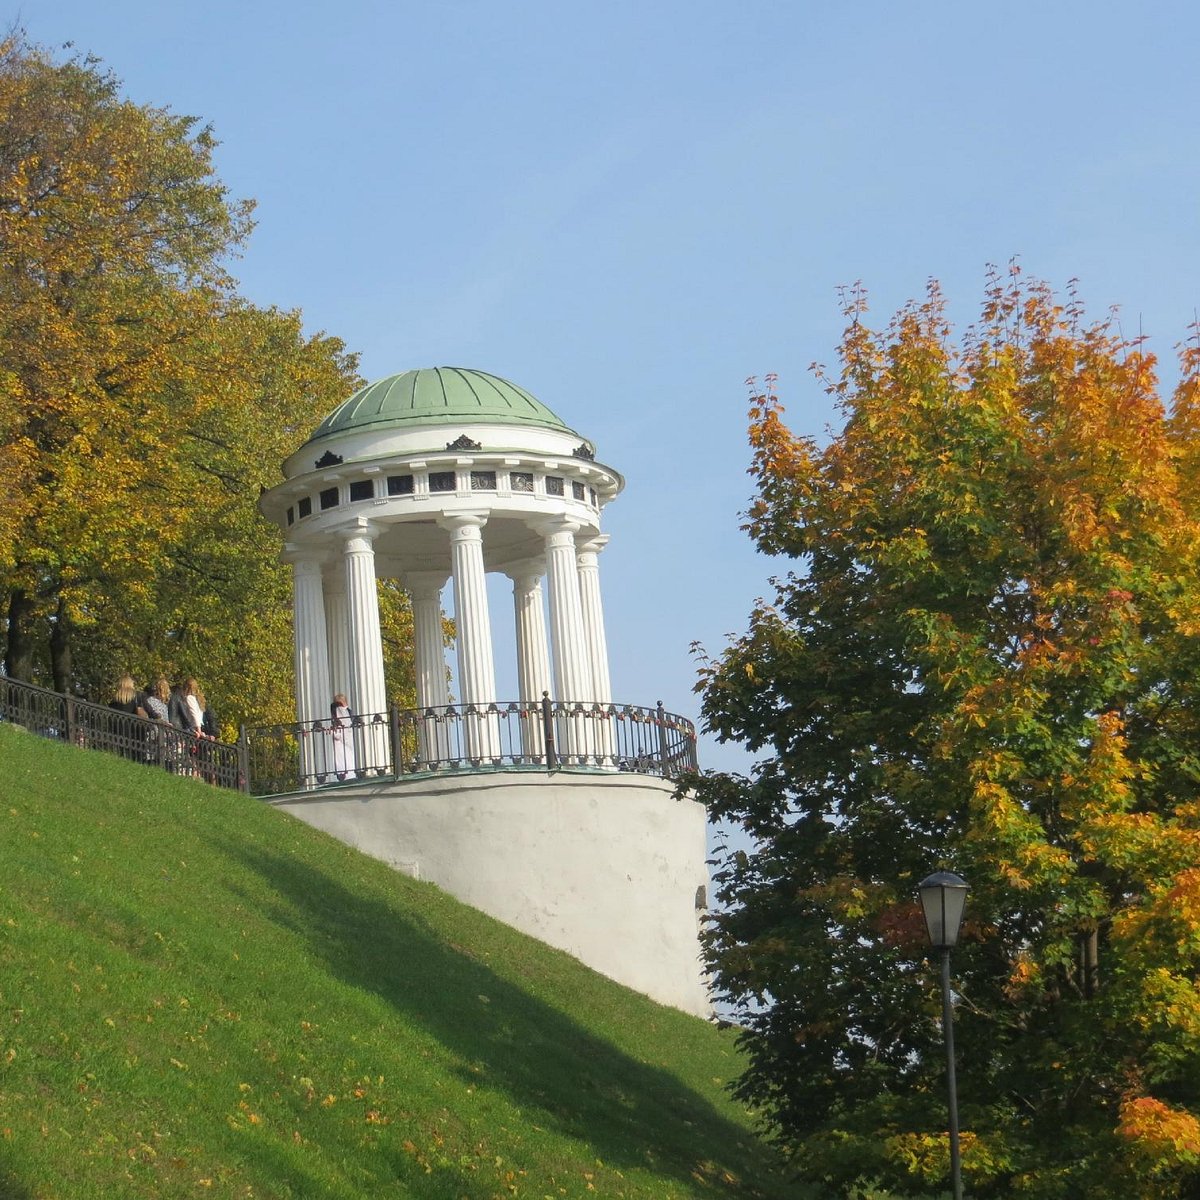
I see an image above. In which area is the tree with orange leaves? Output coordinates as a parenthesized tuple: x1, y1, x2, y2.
(693, 268, 1200, 1197)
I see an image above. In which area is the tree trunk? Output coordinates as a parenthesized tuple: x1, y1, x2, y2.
(50, 596, 73, 694)
(5, 588, 36, 681)
(1084, 927, 1100, 998)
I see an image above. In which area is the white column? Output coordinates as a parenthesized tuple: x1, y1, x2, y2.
(342, 520, 389, 774)
(324, 572, 351, 701)
(538, 517, 594, 763)
(440, 513, 500, 759)
(538, 518, 593, 701)
(405, 571, 451, 767)
(288, 549, 332, 787)
(577, 534, 615, 762)
(506, 558, 551, 761)
(508, 559, 552, 704)
(291, 556, 331, 724)
(576, 535, 613, 703)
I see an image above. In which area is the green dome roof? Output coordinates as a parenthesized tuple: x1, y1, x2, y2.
(307, 367, 572, 443)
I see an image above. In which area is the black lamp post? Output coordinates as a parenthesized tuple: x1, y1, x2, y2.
(918, 870, 969, 1200)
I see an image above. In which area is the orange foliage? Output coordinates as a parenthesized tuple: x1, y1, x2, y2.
(1119, 1097, 1200, 1166)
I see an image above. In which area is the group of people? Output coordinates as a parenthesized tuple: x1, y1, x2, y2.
(110, 675, 219, 739)
(109, 674, 220, 777)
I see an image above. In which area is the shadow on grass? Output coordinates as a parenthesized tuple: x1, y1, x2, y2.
(223, 841, 777, 1199)
(0, 1156, 34, 1199)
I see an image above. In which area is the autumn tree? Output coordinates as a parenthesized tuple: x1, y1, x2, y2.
(0, 32, 249, 680)
(55, 302, 365, 728)
(692, 270, 1200, 1198)
(0, 36, 411, 728)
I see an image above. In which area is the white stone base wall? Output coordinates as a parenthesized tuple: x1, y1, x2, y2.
(269, 772, 712, 1018)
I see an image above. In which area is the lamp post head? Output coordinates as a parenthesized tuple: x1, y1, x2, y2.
(917, 870, 970, 950)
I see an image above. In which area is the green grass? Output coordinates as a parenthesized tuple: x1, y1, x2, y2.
(0, 723, 799, 1200)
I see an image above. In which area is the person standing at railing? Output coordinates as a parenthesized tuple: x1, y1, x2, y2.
(108, 675, 149, 761)
(330, 692, 356, 782)
(109, 675, 149, 719)
(168, 678, 204, 775)
(142, 676, 172, 767)
(188, 680, 220, 783)
(168, 680, 197, 735)
(143, 677, 171, 724)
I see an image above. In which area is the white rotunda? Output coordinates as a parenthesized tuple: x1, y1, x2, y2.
(257, 367, 711, 1016)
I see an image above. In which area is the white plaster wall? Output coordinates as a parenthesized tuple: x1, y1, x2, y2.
(269, 772, 712, 1018)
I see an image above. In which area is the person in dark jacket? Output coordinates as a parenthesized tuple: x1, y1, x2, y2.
(108, 674, 149, 761)
(167, 680, 201, 774)
(169, 680, 201, 734)
(108, 675, 148, 718)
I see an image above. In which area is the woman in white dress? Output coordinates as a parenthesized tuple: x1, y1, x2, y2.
(330, 693, 356, 781)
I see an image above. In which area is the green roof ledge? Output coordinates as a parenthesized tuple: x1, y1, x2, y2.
(306, 367, 578, 444)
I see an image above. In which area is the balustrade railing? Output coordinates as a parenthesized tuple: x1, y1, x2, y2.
(0, 674, 245, 790)
(242, 697, 697, 796)
(0, 674, 698, 800)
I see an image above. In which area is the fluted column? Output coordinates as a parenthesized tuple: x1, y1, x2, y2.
(576, 535, 612, 704)
(405, 571, 451, 766)
(506, 558, 551, 761)
(537, 517, 594, 763)
(508, 559, 551, 704)
(324, 572, 351, 701)
(538, 518, 593, 701)
(288, 549, 332, 786)
(342, 520, 389, 773)
(440, 513, 500, 759)
(577, 534, 615, 762)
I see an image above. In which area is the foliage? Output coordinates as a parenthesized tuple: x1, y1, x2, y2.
(0, 724, 798, 1199)
(0, 35, 389, 728)
(691, 269, 1200, 1197)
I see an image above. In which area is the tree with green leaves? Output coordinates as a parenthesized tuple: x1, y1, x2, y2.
(692, 270, 1200, 1198)
(0, 32, 250, 683)
(0, 35, 412, 728)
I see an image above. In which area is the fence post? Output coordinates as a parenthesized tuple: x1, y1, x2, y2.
(541, 692, 557, 771)
(656, 700, 669, 777)
(389, 705, 403, 778)
(65, 695, 76, 745)
(237, 724, 251, 793)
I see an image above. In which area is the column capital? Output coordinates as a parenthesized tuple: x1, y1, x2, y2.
(576, 533, 610, 561)
(334, 516, 382, 550)
(437, 511, 489, 537)
(503, 556, 546, 588)
(533, 516, 584, 546)
(402, 571, 450, 603)
(282, 543, 328, 568)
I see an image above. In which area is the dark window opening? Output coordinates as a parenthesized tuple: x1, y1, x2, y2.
(387, 474, 414, 495)
(470, 470, 497, 491)
(319, 487, 339, 510)
(349, 480, 373, 502)
(511, 471, 534, 492)
(572, 481, 585, 500)
(545, 476, 564, 496)
(286, 506, 295, 526)
(589, 488, 597, 505)
(429, 471, 457, 492)
(298, 497, 312, 518)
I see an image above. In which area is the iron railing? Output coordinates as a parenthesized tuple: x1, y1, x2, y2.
(243, 696, 697, 796)
(0, 674, 245, 790)
(0, 674, 698, 799)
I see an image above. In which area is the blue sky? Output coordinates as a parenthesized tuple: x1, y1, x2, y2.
(21, 0, 1200, 776)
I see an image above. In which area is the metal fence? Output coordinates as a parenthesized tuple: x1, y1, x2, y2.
(0, 674, 698, 799)
(243, 697, 697, 796)
(0, 674, 244, 790)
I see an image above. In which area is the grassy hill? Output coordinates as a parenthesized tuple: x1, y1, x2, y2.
(0, 723, 799, 1200)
